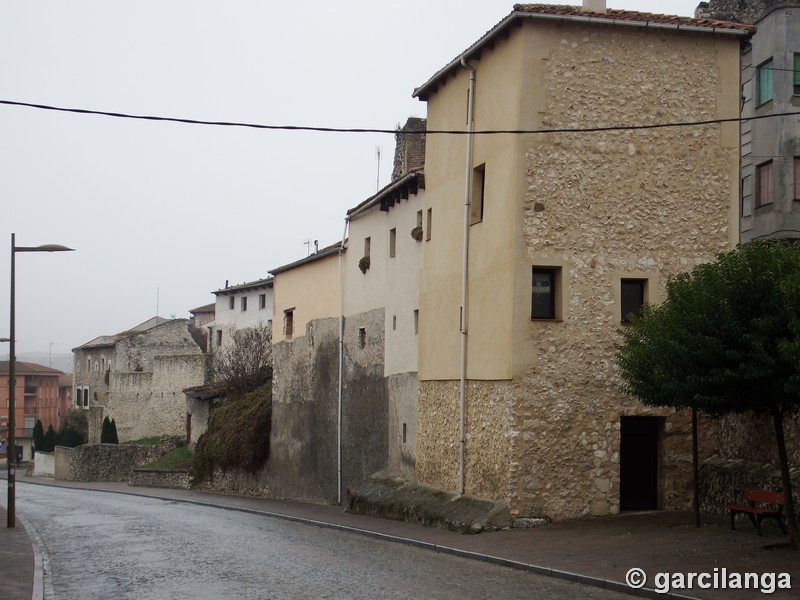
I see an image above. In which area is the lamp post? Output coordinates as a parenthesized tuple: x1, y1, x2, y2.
(8, 234, 74, 528)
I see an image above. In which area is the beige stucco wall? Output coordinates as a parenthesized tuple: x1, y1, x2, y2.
(272, 252, 340, 344)
(417, 20, 742, 520)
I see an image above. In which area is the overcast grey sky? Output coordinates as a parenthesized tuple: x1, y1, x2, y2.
(1, 0, 704, 357)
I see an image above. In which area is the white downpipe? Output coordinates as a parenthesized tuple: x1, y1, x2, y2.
(338, 216, 349, 505)
(459, 57, 476, 496)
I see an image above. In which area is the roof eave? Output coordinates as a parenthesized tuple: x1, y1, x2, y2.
(413, 10, 753, 101)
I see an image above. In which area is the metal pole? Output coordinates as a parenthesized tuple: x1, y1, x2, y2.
(8, 233, 16, 528)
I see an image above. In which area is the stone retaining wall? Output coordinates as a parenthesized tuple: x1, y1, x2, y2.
(56, 438, 181, 482)
(130, 469, 191, 489)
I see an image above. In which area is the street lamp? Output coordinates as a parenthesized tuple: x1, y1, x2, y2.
(8, 233, 74, 528)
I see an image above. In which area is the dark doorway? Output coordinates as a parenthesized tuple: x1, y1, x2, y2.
(619, 416, 660, 511)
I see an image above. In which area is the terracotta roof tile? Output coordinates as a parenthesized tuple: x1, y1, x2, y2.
(512, 4, 754, 31)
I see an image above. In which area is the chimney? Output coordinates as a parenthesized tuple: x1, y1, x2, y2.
(391, 117, 427, 182)
(583, 0, 606, 12)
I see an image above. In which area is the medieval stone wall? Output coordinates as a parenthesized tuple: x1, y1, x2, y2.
(269, 312, 389, 503)
(55, 439, 179, 481)
(695, 0, 799, 23)
(391, 117, 426, 182)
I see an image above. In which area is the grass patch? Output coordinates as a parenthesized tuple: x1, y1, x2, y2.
(140, 446, 193, 471)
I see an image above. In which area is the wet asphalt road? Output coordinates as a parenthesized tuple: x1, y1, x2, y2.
(16, 482, 632, 600)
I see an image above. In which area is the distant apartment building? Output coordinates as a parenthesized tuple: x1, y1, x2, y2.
(0, 361, 70, 460)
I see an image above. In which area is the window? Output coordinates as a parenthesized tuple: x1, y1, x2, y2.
(416, 210, 423, 229)
(426, 208, 432, 241)
(259, 293, 266, 310)
(389, 228, 396, 258)
(531, 267, 560, 320)
(215, 330, 222, 347)
(757, 58, 774, 105)
(241, 296, 248, 312)
(23, 416, 35, 436)
(364, 237, 371, 257)
(794, 54, 800, 95)
(75, 387, 82, 408)
(756, 161, 773, 207)
(470, 164, 485, 225)
(358, 327, 366, 349)
(621, 279, 647, 323)
(229, 296, 235, 310)
(284, 308, 294, 339)
(413, 309, 419, 335)
(794, 158, 800, 201)
(392, 315, 397, 331)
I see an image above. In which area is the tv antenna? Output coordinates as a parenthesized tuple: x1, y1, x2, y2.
(375, 146, 382, 192)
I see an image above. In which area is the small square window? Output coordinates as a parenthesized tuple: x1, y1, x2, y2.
(531, 267, 560, 320)
(621, 279, 647, 323)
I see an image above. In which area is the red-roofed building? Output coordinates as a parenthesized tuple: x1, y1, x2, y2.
(0, 361, 71, 461)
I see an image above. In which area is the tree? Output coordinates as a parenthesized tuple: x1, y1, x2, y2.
(32, 420, 44, 454)
(617, 240, 800, 549)
(210, 323, 273, 398)
(43, 425, 56, 452)
(56, 408, 88, 448)
(109, 418, 119, 444)
(100, 417, 112, 443)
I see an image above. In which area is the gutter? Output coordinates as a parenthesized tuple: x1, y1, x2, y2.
(458, 57, 476, 497)
(337, 217, 349, 505)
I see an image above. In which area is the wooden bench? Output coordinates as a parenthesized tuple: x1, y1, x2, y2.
(725, 488, 787, 536)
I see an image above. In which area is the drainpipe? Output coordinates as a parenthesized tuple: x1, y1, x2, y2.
(459, 57, 476, 496)
(337, 216, 349, 504)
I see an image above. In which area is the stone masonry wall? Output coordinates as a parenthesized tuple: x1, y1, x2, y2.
(391, 117, 426, 182)
(513, 27, 735, 520)
(58, 439, 179, 482)
(695, 0, 799, 23)
(417, 27, 738, 520)
(269, 312, 388, 503)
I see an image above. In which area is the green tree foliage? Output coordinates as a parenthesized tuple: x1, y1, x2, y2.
(56, 408, 88, 448)
(100, 417, 111, 443)
(100, 416, 120, 443)
(193, 384, 272, 483)
(32, 420, 44, 453)
(617, 239, 800, 549)
(43, 425, 56, 452)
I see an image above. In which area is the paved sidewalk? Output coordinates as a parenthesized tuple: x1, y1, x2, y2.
(1, 474, 798, 599)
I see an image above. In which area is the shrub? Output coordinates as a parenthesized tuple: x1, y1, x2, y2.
(193, 384, 272, 483)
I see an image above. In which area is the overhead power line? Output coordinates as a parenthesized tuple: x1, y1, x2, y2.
(1, 99, 799, 136)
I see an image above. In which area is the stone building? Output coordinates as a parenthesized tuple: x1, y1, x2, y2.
(411, 2, 750, 520)
(73, 317, 205, 443)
